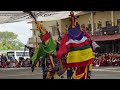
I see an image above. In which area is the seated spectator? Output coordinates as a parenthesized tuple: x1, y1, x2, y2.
(17, 60, 22, 68)
(8, 61, 13, 68)
(81, 24, 86, 32)
(93, 52, 120, 67)
(12, 61, 16, 68)
(0, 61, 2, 68)
(15, 60, 19, 68)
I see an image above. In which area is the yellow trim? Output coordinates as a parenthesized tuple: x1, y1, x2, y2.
(45, 58, 46, 66)
(67, 48, 94, 63)
(72, 68, 76, 73)
(45, 39, 50, 45)
(85, 66, 88, 79)
(72, 66, 88, 79)
(67, 68, 70, 70)
(89, 64, 93, 71)
(47, 72, 51, 79)
(72, 72, 84, 79)
(42, 31, 46, 35)
(53, 72, 60, 79)
(53, 72, 57, 79)
(36, 22, 43, 31)
(36, 61, 39, 68)
(49, 54, 55, 68)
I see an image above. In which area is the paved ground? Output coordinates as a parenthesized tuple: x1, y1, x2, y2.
(0, 67, 120, 79)
(91, 67, 120, 79)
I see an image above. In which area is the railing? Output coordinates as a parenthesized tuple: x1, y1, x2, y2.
(94, 29, 102, 36)
(93, 26, 120, 36)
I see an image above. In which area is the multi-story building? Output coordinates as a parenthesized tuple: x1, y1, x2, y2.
(28, 11, 120, 53)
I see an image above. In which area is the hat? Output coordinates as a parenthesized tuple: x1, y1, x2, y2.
(36, 22, 43, 31)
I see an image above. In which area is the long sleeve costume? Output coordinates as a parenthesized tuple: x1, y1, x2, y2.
(56, 25, 95, 79)
(31, 28, 57, 79)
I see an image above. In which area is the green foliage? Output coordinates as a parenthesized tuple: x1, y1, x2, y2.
(0, 31, 24, 50)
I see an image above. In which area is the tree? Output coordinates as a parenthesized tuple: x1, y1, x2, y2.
(0, 31, 24, 50)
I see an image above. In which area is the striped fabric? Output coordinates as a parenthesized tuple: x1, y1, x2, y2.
(67, 48, 94, 63)
(67, 28, 94, 67)
(56, 26, 94, 68)
(66, 36, 88, 45)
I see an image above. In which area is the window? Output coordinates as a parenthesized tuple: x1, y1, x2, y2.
(33, 30, 36, 35)
(117, 19, 120, 26)
(7, 52, 14, 60)
(94, 23, 96, 30)
(16, 52, 23, 56)
(16, 52, 29, 57)
(106, 20, 112, 27)
(7, 52, 14, 56)
(88, 24, 91, 31)
(52, 25, 59, 36)
(97, 21, 102, 29)
(66, 24, 68, 33)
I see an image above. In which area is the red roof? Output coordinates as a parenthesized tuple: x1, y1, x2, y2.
(91, 34, 120, 41)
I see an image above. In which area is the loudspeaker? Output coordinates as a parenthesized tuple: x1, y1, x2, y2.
(102, 26, 120, 35)
(118, 26, 120, 33)
(112, 26, 120, 34)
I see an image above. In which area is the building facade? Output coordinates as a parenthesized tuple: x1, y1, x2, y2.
(28, 11, 120, 53)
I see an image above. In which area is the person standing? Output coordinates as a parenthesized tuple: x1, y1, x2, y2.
(56, 11, 95, 79)
(25, 45, 35, 65)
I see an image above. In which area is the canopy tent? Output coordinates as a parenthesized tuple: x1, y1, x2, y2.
(0, 11, 89, 24)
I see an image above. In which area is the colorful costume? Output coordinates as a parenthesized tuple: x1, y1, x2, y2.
(31, 22, 66, 79)
(32, 31, 58, 79)
(56, 12, 99, 79)
(31, 12, 99, 79)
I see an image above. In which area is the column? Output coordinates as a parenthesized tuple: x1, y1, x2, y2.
(91, 12, 94, 35)
(111, 11, 114, 26)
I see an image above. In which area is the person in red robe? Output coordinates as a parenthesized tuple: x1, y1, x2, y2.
(56, 11, 100, 79)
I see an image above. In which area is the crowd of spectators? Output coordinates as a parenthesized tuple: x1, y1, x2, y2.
(93, 53, 120, 67)
(94, 28, 102, 36)
(0, 54, 31, 68)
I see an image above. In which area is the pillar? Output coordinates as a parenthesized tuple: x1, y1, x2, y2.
(111, 11, 114, 26)
(91, 12, 94, 35)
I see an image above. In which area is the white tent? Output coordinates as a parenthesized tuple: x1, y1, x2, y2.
(36, 11, 83, 21)
(0, 11, 88, 24)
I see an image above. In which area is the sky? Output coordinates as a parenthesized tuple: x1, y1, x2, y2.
(0, 21, 32, 45)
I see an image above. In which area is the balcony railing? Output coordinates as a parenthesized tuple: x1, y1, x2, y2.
(92, 26, 120, 36)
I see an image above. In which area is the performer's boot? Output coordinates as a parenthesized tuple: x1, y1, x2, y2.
(43, 71, 47, 79)
(72, 66, 88, 79)
(71, 64, 93, 79)
(67, 68, 73, 79)
(86, 64, 92, 79)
